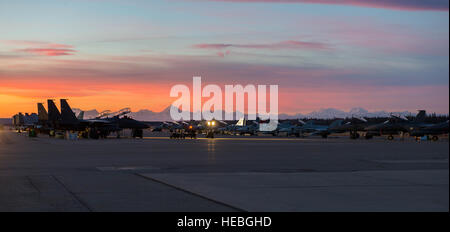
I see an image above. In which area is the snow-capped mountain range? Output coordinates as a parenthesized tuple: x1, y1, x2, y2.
(72, 106, 418, 121)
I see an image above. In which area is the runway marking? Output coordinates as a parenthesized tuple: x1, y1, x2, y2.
(51, 175, 93, 212)
(135, 173, 246, 212)
(26, 176, 41, 194)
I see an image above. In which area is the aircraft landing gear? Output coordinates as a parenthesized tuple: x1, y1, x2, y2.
(190, 132, 197, 139)
(89, 128, 99, 139)
(132, 129, 143, 138)
(206, 131, 215, 138)
(350, 131, 360, 139)
(28, 129, 37, 138)
(80, 131, 89, 139)
(387, 135, 394, 140)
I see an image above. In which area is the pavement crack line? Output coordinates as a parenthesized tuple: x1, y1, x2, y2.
(51, 175, 93, 212)
(26, 176, 41, 195)
(135, 173, 247, 212)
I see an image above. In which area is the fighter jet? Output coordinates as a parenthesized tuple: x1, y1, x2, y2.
(408, 120, 449, 141)
(301, 120, 343, 138)
(326, 116, 374, 139)
(46, 99, 118, 137)
(265, 120, 305, 137)
(82, 106, 149, 138)
(38, 99, 147, 138)
(364, 110, 432, 140)
(232, 118, 259, 135)
(152, 121, 171, 132)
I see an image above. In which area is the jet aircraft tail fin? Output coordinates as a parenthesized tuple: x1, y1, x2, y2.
(415, 110, 426, 122)
(236, 118, 246, 126)
(37, 103, 48, 122)
(47, 99, 61, 121)
(60, 99, 79, 123)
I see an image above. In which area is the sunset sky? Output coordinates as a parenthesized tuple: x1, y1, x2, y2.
(0, 0, 448, 117)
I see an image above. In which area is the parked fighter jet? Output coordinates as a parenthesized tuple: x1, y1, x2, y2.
(364, 110, 433, 140)
(232, 118, 259, 135)
(166, 120, 206, 139)
(301, 120, 343, 138)
(97, 108, 148, 130)
(217, 121, 239, 134)
(264, 120, 305, 137)
(326, 116, 374, 139)
(152, 121, 175, 131)
(78, 105, 149, 138)
(45, 99, 118, 138)
(408, 120, 449, 141)
(34, 99, 147, 138)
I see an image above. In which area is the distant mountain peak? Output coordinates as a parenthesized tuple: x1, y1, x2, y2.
(349, 107, 369, 115)
(71, 106, 416, 121)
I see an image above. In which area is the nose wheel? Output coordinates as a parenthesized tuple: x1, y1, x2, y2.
(206, 130, 215, 138)
(349, 131, 360, 139)
(132, 129, 143, 138)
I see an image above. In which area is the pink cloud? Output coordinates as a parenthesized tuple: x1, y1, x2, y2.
(204, 0, 449, 11)
(16, 48, 76, 56)
(216, 50, 231, 57)
(4, 40, 77, 56)
(193, 40, 330, 50)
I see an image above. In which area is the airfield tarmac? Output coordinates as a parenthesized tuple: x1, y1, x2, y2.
(0, 129, 448, 212)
